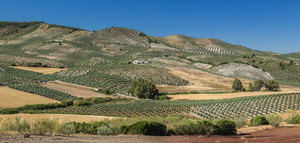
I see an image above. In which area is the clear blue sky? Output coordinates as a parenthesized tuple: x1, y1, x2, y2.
(1, 0, 299, 53)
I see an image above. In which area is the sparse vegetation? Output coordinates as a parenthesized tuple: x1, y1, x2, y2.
(266, 114, 282, 127)
(285, 112, 300, 124)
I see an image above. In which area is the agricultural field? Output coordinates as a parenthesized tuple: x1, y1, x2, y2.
(18, 93, 298, 120)
(168, 91, 300, 100)
(41, 80, 108, 98)
(157, 67, 251, 93)
(10, 66, 67, 74)
(0, 86, 59, 108)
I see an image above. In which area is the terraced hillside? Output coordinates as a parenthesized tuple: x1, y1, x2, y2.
(0, 21, 299, 95)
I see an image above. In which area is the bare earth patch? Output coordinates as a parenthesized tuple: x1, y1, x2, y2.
(0, 114, 119, 123)
(10, 66, 67, 74)
(41, 80, 108, 98)
(0, 87, 59, 108)
(157, 68, 252, 93)
(168, 91, 300, 100)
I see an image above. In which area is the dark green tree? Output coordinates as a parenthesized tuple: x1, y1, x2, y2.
(128, 79, 159, 99)
(253, 79, 264, 91)
(264, 80, 280, 91)
(232, 78, 244, 92)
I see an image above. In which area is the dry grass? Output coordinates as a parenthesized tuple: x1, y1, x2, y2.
(157, 68, 251, 93)
(0, 114, 119, 123)
(0, 87, 59, 108)
(10, 66, 67, 74)
(168, 91, 300, 100)
(237, 110, 300, 134)
(41, 80, 108, 98)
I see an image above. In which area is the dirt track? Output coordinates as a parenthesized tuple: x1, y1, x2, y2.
(41, 80, 108, 98)
(0, 126, 299, 143)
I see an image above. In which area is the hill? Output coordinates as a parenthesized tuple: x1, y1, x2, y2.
(281, 52, 300, 61)
(0, 21, 299, 95)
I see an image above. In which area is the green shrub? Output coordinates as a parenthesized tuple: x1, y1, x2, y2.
(266, 114, 282, 127)
(55, 122, 76, 135)
(155, 95, 169, 100)
(264, 80, 280, 91)
(173, 120, 214, 135)
(123, 121, 167, 136)
(173, 122, 198, 135)
(71, 121, 107, 134)
(61, 100, 74, 106)
(73, 100, 92, 106)
(0, 108, 20, 114)
(285, 113, 300, 124)
(30, 118, 57, 135)
(228, 115, 247, 128)
(249, 79, 264, 91)
(97, 124, 120, 135)
(250, 115, 269, 126)
(212, 119, 237, 135)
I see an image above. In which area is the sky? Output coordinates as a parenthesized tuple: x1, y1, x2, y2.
(0, 0, 299, 53)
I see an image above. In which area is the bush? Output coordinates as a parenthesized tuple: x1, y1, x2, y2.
(73, 100, 92, 106)
(61, 100, 74, 106)
(122, 121, 167, 136)
(285, 113, 300, 124)
(55, 122, 76, 135)
(128, 79, 159, 99)
(97, 124, 119, 135)
(212, 119, 237, 135)
(251, 79, 264, 91)
(0, 108, 20, 114)
(173, 122, 199, 135)
(250, 116, 269, 126)
(231, 117, 247, 128)
(172, 120, 215, 135)
(264, 80, 280, 91)
(267, 114, 282, 127)
(232, 78, 244, 92)
(30, 118, 57, 135)
(71, 121, 107, 135)
(155, 95, 169, 100)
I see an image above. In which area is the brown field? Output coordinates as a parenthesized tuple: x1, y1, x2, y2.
(0, 87, 59, 108)
(157, 67, 300, 93)
(41, 80, 109, 98)
(10, 66, 67, 74)
(0, 113, 119, 123)
(157, 68, 252, 93)
(168, 91, 300, 100)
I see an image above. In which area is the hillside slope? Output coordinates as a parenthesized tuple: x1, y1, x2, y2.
(0, 21, 299, 93)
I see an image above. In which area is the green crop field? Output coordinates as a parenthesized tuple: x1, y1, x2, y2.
(21, 93, 299, 119)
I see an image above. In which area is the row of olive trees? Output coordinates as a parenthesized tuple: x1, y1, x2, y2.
(232, 78, 280, 92)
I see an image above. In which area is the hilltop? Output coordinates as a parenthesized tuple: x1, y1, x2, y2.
(0, 21, 299, 94)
